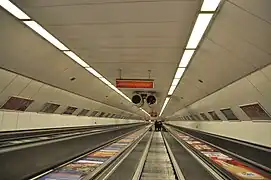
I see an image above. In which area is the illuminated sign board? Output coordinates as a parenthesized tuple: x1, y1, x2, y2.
(116, 79, 154, 89)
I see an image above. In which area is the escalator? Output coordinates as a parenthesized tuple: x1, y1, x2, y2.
(140, 132, 176, 180)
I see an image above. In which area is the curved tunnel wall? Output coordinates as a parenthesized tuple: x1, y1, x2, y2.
(168, 64, 271, 148)
(0, 67, 145, 132)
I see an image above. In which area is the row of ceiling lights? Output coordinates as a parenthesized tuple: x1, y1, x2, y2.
(0, 0, 150, 117)
(159, 0, 222, 117)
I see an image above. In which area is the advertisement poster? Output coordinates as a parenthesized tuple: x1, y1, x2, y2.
(57, 163, 98, 175)
(193, 144, 214, 151)
(103, 146, 122, 151)
(39, 172, 82, 180)
(39, 131, 142, 180)
(177, 133, 270, 180)
(112, 142, 128, 146)
(91, 151, 117, 157)
(186, 140, 202, 145)
(100, 149, 120, 153)
(214, 159, 268, 180)
(81, 157, 107, 164)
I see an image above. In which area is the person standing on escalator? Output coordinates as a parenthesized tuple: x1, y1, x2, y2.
(158, 120, 162, 131)
(154, 120, 159, 131)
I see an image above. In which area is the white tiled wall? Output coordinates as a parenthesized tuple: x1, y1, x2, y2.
(169, 64, 271, 147)
(0, 110, 142, 131)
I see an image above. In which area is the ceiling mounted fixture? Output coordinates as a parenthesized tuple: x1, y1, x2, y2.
(1, 0, 148, 117)
(179, 50, 195, 67)
(159, 0, 221, 117)
(23, 21, 69, 51)
(171, 79, 180, 86)
(168, 86, 177, 95)
(85, 67, 103, 78)
(159, 97, 170, 116)
(186, 14, 213, 49)
(99, 78, 111, 85)
(0, 0, 30, 20)
(201, 0, 221, 11)
(175, 68, 186, 79)
(64, 51, 89, 68)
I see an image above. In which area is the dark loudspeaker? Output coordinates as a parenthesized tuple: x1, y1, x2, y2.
(132, 94, 142, 104)
(146, 95, 156, 105)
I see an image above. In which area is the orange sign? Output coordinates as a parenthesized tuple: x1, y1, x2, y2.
(116, 79, 154, 88)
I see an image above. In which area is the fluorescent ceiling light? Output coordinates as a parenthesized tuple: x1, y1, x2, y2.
(179, 50, 195, 67)
(201, 0, 221, 11)
(23, 21, 69, 51)
(186, 13, 213, 49)
(159, 97, 170, 116)
(123, 95, 132, 102)
(85, 67, 103, 78)
(141, 109, 150, 116)
(64, 51, 89, 68)
(99, 77, 111, 85)
(168, 85, 177, 95)
(172, 79, 180, 86)
(109, 84, 120, 92)
(0, 0, 30, 20)
(175, 68, 185, 79)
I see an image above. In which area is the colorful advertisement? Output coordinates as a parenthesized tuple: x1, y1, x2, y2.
(39, 129, 144, 180)
(177, 132, 270, 180)
(40, 173, 82, 180)
(90, 151, 117, 157)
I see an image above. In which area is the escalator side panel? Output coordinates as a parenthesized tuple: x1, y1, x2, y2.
(163, 132, 216, 180)
(169, 125, 271, 169)
(0, 125, 143, 180)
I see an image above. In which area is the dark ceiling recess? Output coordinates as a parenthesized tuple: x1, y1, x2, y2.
(198, 79, 203, 83)
(70, 77, 76, 81)
(180, 97, 184, 99)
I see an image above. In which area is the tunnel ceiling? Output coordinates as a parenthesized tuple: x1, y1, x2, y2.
(0, 0, 270, 117)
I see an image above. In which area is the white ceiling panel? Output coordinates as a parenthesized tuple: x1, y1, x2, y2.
(228, 0, 271, 23)
(14, 1, 199, 24)
(208, 1, 271, 54)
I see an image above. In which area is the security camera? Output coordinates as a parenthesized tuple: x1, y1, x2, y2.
(131, 93, 144, 107)
(146, 94, 156, 106)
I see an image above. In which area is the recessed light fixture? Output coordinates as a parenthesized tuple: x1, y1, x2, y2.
(186, 13, 213, 49)
(85, 67, 103, 78)
(172, 78, 180, 86)
(168, 86, 177, 95)
(23, 21, 69, 51)
(179, 50, 195, 67)
(159, 97, 170, 116)
(0, 0, 30, 20)
(99, 77, 111, 85)
(201, 0, 221, 12)
(64, 51, 89, 68)
(174, 68, 186, 79)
